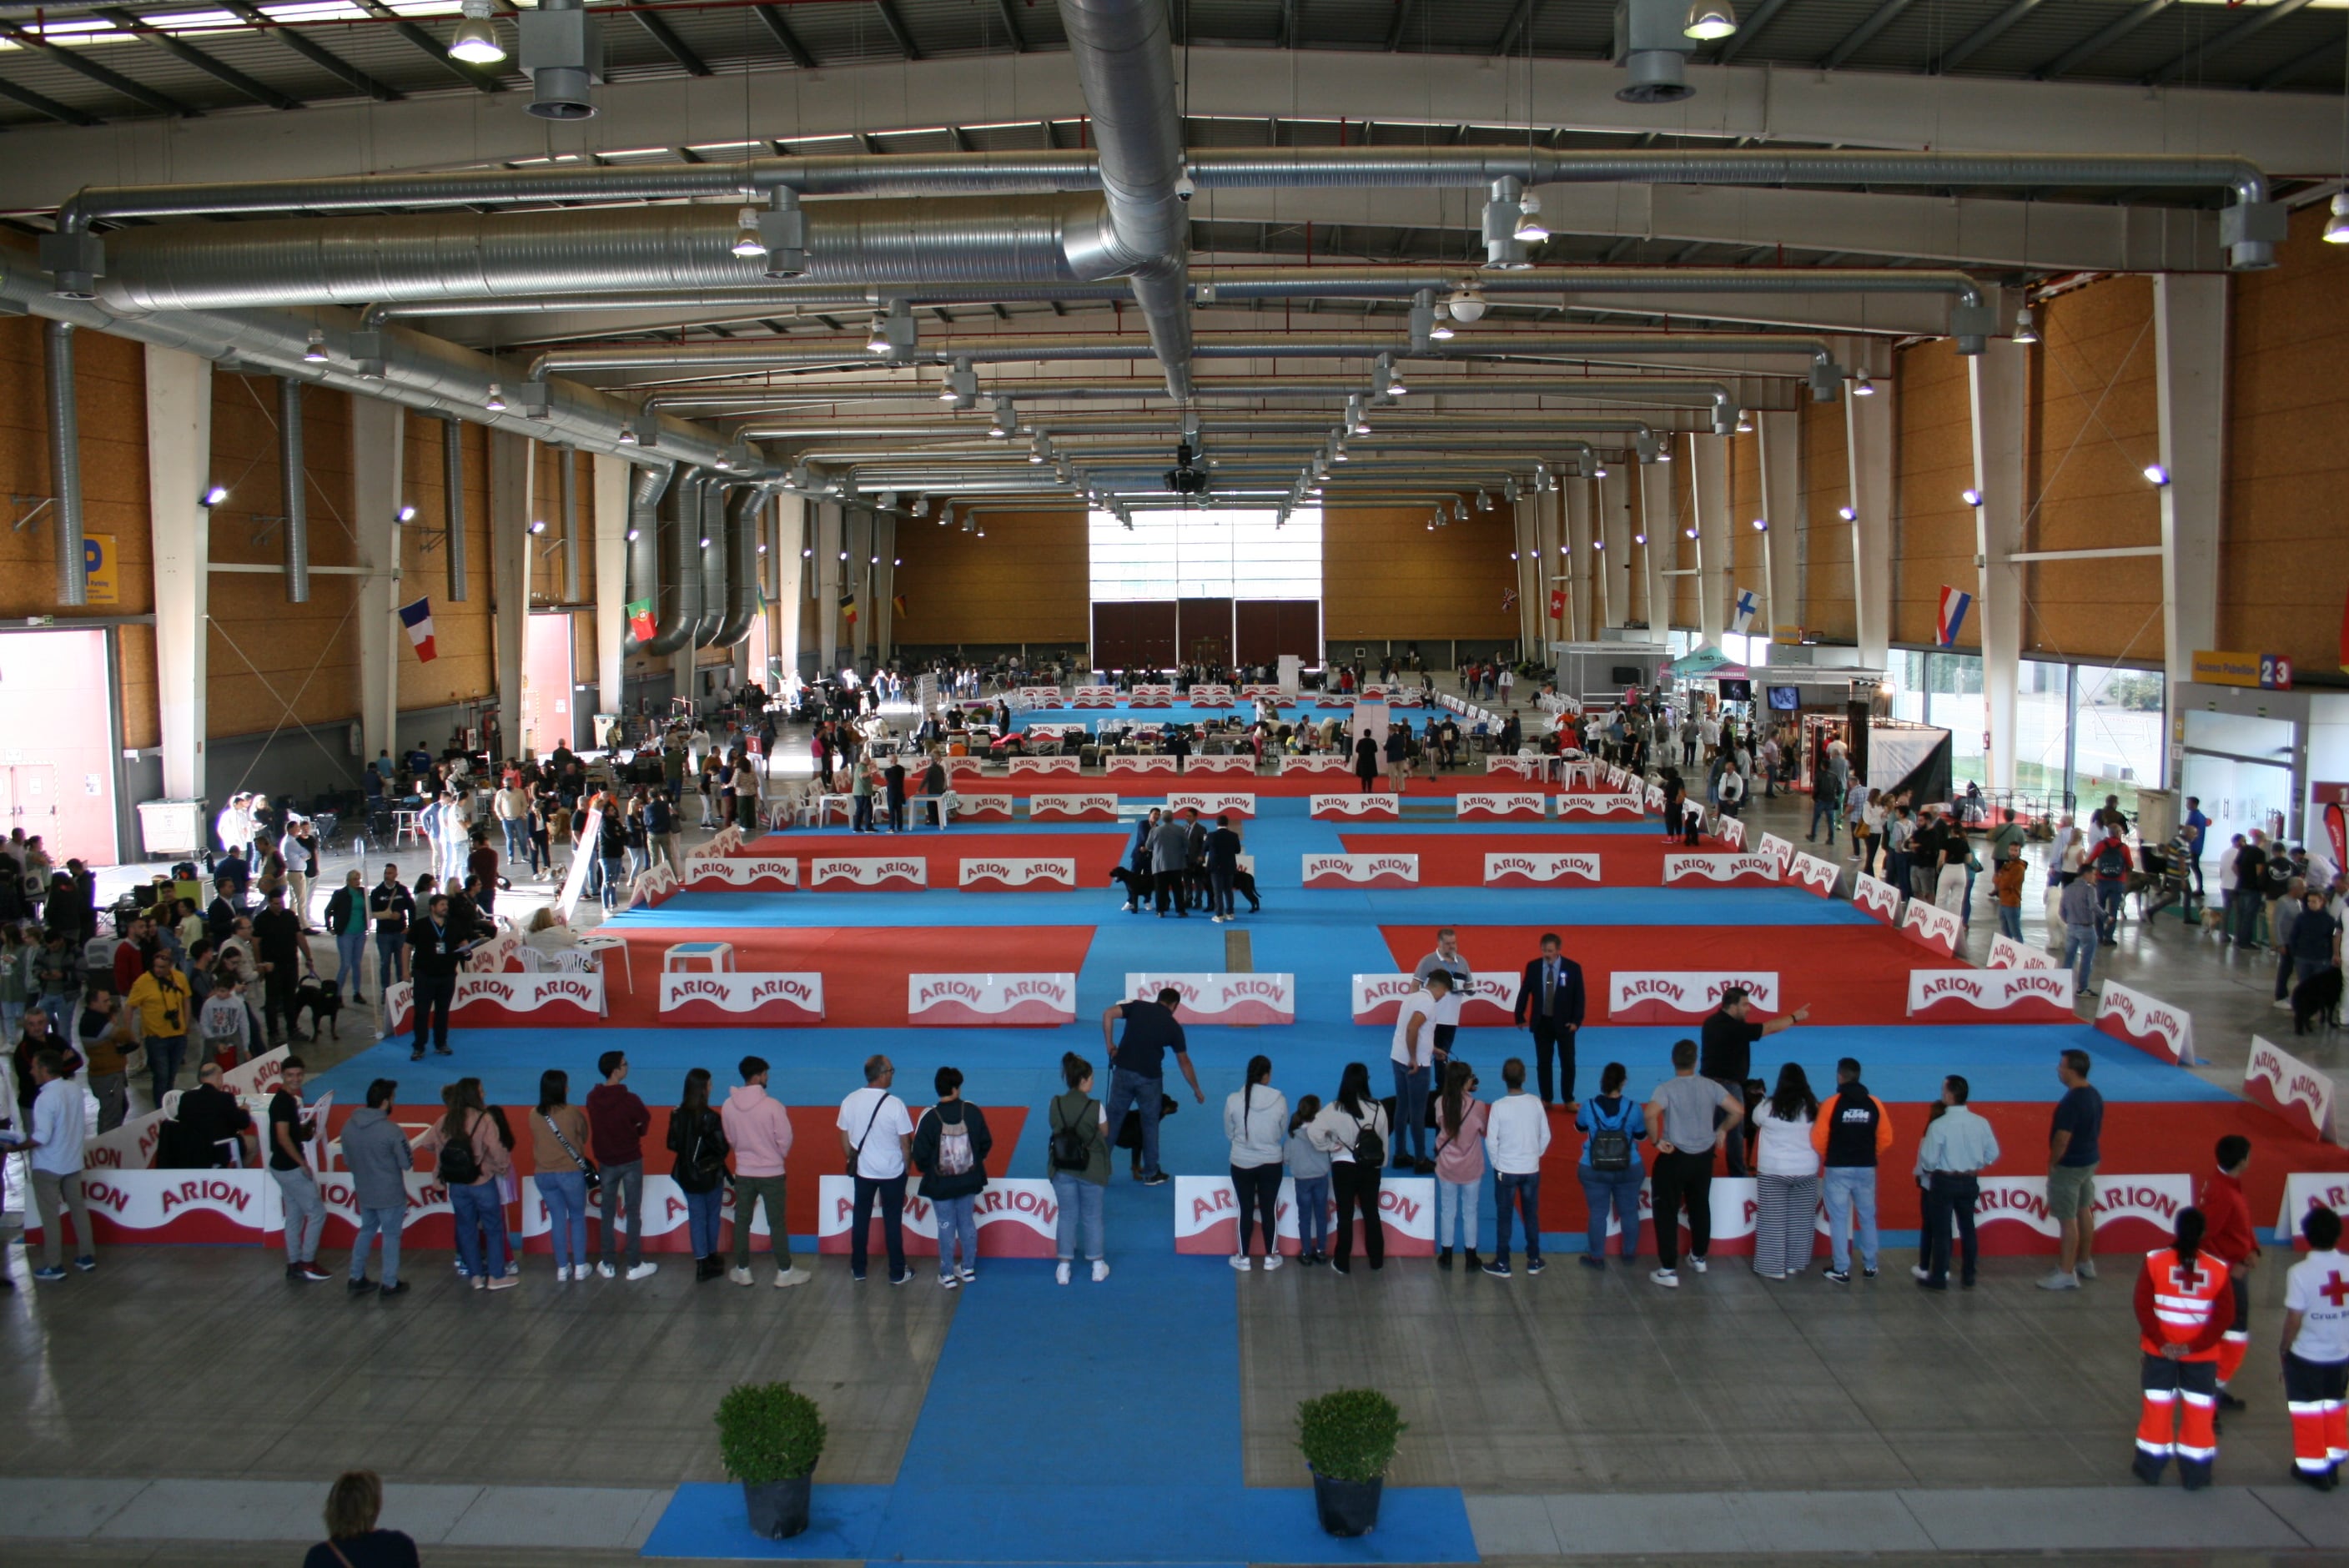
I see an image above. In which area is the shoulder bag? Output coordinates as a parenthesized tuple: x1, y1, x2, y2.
(543, 1111, 601, 1204)
(847, 1092, 889, 1175)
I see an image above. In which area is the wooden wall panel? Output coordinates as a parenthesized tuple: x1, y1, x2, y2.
(889, 506, 1089, 649)
(1893, 339, 1977, 648)
(1728, 429, 1766, 629)
(2224, 200, 2349, 670)
(389, 410, 495, 718)
(2022, 274, 2165, 662)
(1321, 502, 1516, 640)
(1799, 398, 1855, 644)
(0, 319, 150, 619)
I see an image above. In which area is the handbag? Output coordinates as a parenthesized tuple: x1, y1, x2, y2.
(847, 1093, 888, 1175)
(543, 1112, 601, 1204)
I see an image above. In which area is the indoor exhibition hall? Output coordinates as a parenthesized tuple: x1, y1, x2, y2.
(3, 1, 2349, 1564)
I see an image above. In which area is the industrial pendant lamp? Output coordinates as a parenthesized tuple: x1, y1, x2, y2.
(1683, 1, 1738, 41)
(2013, 307, 2040, 344)
(731, 209, 768, 260)
(449, 0, 506, 65)
(2326, 193, 2349, 244)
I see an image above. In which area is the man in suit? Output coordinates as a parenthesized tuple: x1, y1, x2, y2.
(1512, 932, 1587, 1107)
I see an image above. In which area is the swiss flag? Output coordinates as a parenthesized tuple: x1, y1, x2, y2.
(1548, 587, 1566, 620)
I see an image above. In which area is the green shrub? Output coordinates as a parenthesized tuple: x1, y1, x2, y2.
(715, 1382, 826, 1484)
(1295, 1389, 1405, 1484)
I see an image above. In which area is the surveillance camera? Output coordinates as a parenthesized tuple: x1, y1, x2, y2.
(1174, 171, 1196, 203)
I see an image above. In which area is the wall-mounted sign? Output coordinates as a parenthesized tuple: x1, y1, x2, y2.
(2191, 649, 2292, 691)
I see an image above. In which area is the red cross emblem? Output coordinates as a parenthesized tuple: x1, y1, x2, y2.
(2321, 1271, 2349, 1309)
(2169, 1264, 2213, 1296)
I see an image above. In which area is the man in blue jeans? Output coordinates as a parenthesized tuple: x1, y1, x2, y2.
(1483, 1057, 1552, 1277)
(367, 863, 413, 1004)
(1390, 972, 1451, 1173)
(2060, 872, 2101, 998)
(2089, 822, 2133, 946)
(1099, 987, 1205, 1185)
(1813, 1057, 1893, 1284)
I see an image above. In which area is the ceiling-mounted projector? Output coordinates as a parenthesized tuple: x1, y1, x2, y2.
(1164, 442, 1210, 496)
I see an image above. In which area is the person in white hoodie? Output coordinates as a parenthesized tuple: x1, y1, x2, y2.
(1225, 1053, 1289, 1272)
(1481, 1057, 1552, 1277)
(16, 1048, 93, 1279)
(720, 1056, 809, 1289)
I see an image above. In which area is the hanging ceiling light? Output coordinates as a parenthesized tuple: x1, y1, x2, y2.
(448, 0, 506, 65)
(1851, 371, 1877, 397)
(731, 208, 768, 260)
(1961, 487, 1984, 506)
(484, 383, 506, 413)
(302, 329, 328, 364)
(201, 485, 229, 507)
(1592, 538, 1604, 550)
(1633, 532, 1647, 545)
(1837, 505, 1857, 521)
(1446, 285, 1487, 324)
(2327, 192, 2349, 244)
(1734, 410, 1753, 434)
(1428, 314, 1455, 341)
(1593, 465, 1609, 479)
(1512, 193, 1548, 244)
(527, 519, 547, 535)
(395, 504, 416, 523)
(616, 423, 637, 446)
(1475, 489, 1493, 512)
(988, 397, 1014, 438)
(625, 527, 641, 542)
(2014, 307, 2040, 344)
(1683, 0, 1738, 41)
(1751, 518, 1768, 531)
(864, 314, 892, 354)
(2143, 463, 2170, 486)
(1684, 526, 1698, 539)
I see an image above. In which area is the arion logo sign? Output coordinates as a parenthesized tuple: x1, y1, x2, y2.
(907, 972, 1079, 1025)
(1302, 853, 1419, 887)
(1905, 968, 2074, 1017)
(958, 857, 1076, 887)
(659, 972, 825, 1018)
(1608, 971, 1779, 1020)
(1310, 793, 1398, 817)
(811, 858, 927, 887)
(1457, 792, 1545, 817)
(1034, 794, 1118, 817)
(1125, 972, 1295, 1024)
(1484, 852, 1600, 885)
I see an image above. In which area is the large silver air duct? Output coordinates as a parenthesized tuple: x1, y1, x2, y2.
(693, 478, 729, 647)
(711, 489, 762, 648)
(637, 467, 704, 656)
(441, 415, 468, 602)
(279, 376, 310, 603)
(621, 463, 672, 652)
(43, 320, 85, 608)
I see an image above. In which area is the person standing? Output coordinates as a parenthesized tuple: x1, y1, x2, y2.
(1431, 1059, 1487, 1273)
(1512, 932, 1586, 1107)
(1285, 1096, 1332, 1267)
(2198, 1135, 2260, 1414)
(881, 754, 907, 834)
(2090, 821, 2134, 946)
(1224, 1054, 1288, 1272)
(1994, 852, 2028, 942)
(669, 1068, 732, 1284)
(1147, 811, 1192, 917)
(721, 1056, 807, 1288)
(2131, 1208, 2231, 1490)
(78, 989, 133, 1133)
(913, 1065, 993, 1288)
(268, 1056, 333, 1284)
(1099, 988, 1204, 1185)
(2060, 872, 2102, 998)
(1749, 1063, 1822, 1281)
(531, 1068, 595, 1284)
(1912, 1074, 1999, 1290)
(1646, 1038, 1743, 1289)
(2281, 1204, 2349, 1490)
(324, 870, 370, 1003)
(405, 893, 467, 1063)
(1482, 1057, 1551, 1278)
(1810, 1058, 1893, 1284)
(1383, 722, 1410, 794)
(14, 1048, 93, 1280)
(586, 1050, 656, 1282)
(1205, 813, 1244, 924)
(1311, 1062, 1391, 1274)
(1046, 1053, 1110, 1284)
(340, 1078, 414, 1297)
(1389, 972, 1448, 1175)
(2040, 1048, 2105, 1291)
(368, 864, 413, 999)
(126, 948, 194, 1110)
(2180, 795, 2211, 902)
(1698, 987, 1809, 1179)
(1352, 729, 1381, 794)
(1575, 1062, 1647, 1269)
(837, 1054, 916, 1285)
(419, 1079, 516, 1289)
(1412, 928, 1474, 1058)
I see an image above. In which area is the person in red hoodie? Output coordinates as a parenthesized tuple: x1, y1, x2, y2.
(2133, 1208, 2233, 1490)
(721, 1055, 808, 1289)
(584, 1050, 656, 1282)
(2198, 1135, 2260, 1414)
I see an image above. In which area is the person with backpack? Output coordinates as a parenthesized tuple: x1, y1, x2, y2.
(1225, 1053, 1289, 1272)
(419, 1078, 516, 1289)
(2090, 822, 2134, 945)
(1308, 1063, 1391, 1274)
(719, 1055, 806, 1289)
(1285, 1095, 1331, 1268)
(668, 1068, 732, 1284)
(1575, 1062, 1647, 1269)
(837, 1054, 916, 1285)
(913, 1065, 993, 1289)
(1432, 1060, 1487, 1274)
(1046, 1052, 1110, 1284)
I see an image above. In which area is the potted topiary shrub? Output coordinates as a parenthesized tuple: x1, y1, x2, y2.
(1295, 1388, 1406, 1536)
(715, 1381, 826, 1540)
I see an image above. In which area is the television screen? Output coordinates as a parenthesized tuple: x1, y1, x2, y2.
(1767, 685, 1801, 711)
(1718, 678, 1752, 701)
(1609, 666, 1642, 684)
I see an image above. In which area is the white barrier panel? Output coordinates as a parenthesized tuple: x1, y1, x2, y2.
(1905, 967, 2075, 1021)
(1456, 791, 1546, 821)
(2248, 1034, 2336, 1143)
(958, 857, 1077, 890)
(955, 793, 1014, 822)
(1783, 852, 1840, 897)
(1310, 793, 1399, 818)
(1281, 755, 1356, 774)
(943, 756, 993, 774)
(1609, 971, 1780, 1023)
(1073, 685, 1120, 706)
(1644, 782, 1666, 812)
(1555, 793, 1644, 818)
(2093, 981, 2194, 1065)
(1852, 872, 1903, 926)
(1753, 832, 1795, 875)
(1661, 853, 1779, 887)
(1016, 685, 1064, 704)
(658, 971, 826, 1023)
(1174, 1174, 1436, 1257)
(1348, 973, 1514, 1026)
(1167, 791, 1255, 818)
(1128, 686, 1175, 707)
(1190, 684, 1235, 705)
(465, 931, 526, 973)
(817, 1175, 1062, 1259)
(1972, 1174, 2195, 1255)
(81, 1108, 171, 1171)
(1007, 755, 1082, 775)
(682, 856, 801, 892)
(1899, 897, 1963, 955)
(1104, 755, 1180, 775)
(1987, 934, 2053, 970)
(385, 972, 607, 1032)
(907, 972, 1079, 1027)
(1029, 722, 1089, 740)
(2279, 1173, 2349, 1239)
(1713, 817, 1745, 850)
(73, 1169, 278, 1245)
(1484, 852, 1601, 886)
(1240, 683, 1285, 700)
(222, 1044, 293, 1096)
(808, 857, 928, 889)
(625, 863, 681, 909)
(1302, 852, 1420, 888)
(1182, 755, 1259, 776)
(1030, 792, 1119, 821)
(1124, 971, 1295, 1025)
(1485, 755, 1544, 777)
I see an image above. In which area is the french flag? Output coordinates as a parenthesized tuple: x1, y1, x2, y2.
(1936, 585, 1972, 647)
(399, 596, 438, 663)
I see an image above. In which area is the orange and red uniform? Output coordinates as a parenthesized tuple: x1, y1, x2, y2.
(2132, 1244, 2233, 1488)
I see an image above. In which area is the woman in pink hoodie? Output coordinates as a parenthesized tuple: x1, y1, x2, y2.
(719, 1055, 809, 1289)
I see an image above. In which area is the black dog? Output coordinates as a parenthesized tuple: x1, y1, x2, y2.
(2293, 965, 2343, 1036)
(1107, 864, 1260, 912)
(291, 972, 345, 1041)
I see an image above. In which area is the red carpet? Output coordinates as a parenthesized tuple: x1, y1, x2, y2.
(1343, 831, 1739, 886)
(775, 775, 1655, 801)
(737, 831, 1131, 882)
(594, 926, 1098, 1028)
(1378, 922, 1939, 1024)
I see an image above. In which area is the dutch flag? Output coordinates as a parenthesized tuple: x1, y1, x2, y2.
(399, 596, 438, 662)
(1936, 585, 1972, 647)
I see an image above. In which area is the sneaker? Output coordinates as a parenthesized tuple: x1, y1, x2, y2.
(2276, 998, 2296, 1011)
(485, 1274, 518, 1291)
(890, 1269, 913, 1286)
(410, 1049, 425, 1063)
(939, 1273, 961, 1290)
(1056, 1261, 1072, 1285)
(434, 1046, 452, 1056)
(774, 1266, 810, 1289)
(1579, 1254, 1606, 1270)
(1825, 1269, 1852, 1285)
(2036, 1269, 2080, 1290)
(32, 1266, 65, 1281)
(1481, 1258, 1512, 1277)
(2077, 1258, 2098, 1280)
(554, 1265, 571, 1283)
(299, 1263, 333, 1282)
(1649, 1268, 1679, 1288)
(1230, 1254, 1253, 1271)
(1091, 1259, 1110, 1283)
(1437, 1248, 1453, 1271)
(850, 1271, 867, 1284)
(626, 1262, 658, 1282)
(379, 1281, 409, 1298)
(1120, 901, 1134, 912)
(2293, 1466, 2332, 1492)
(1139, 1172, 1169, 1187)
(1862, 1266, 1879, 1279)
(470, 1275, 485, 1290)
(1688, 1257, 1708, 1274)
(957, 1265, 976, 1283)
(70, 1255, 95, 1273)
(348, 1276, 375, 1294)
(1262, 1253, 1282, 1273)
(1912, 1266, 1932, 1282)
(596, 1261, 617, 1280)
(1527, 1255, 1546, 1275)
(729, 1266, 754, 1286)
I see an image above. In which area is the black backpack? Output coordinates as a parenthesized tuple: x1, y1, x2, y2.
(436, 1115, 482, 1186)
(1587, 1098, 1633, 1173)
(1050, 1096, 1093, 1172)
(1350, 1106, 1385, 1169)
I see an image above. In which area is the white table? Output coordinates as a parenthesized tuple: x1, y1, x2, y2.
(577, 932, 633, 995)
(663, 941, 734, 973)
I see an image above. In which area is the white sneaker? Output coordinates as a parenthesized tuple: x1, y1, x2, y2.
(1263, 1252, 1284, 1272)
(729, 1265, 754, 1286)
(1120, 901, 1134, 912)
(1230, 1254, 1253, 1271)
(1650, 1268, 1679, 1288)
(1091, 1259, 1111, 1283)
(1055, 1261, 1072, 1285)
(957, 1265, 976, 1283)
(2275, 997, 2295, 1010)
(1911, 1266, 1931, 1282)
(595, 1261, 616, 1280)
(1688, 1257, 1708, 1274)
(773, 1266, 810, 1289)
(553, 1265, 569, 1283)
(626, 1262, 658, 1282)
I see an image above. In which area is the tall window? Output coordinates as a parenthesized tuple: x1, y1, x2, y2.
(1089, 510, 1322, 601)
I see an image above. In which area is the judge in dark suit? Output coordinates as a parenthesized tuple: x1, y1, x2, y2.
(1512, 932, 1587, 1105)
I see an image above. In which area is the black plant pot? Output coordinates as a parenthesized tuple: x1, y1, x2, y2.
(742, 1475, 812, 1540)
(1310, 1470, 1383, 1536)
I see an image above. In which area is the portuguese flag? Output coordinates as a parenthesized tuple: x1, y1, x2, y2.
(626, 598, 656, 641)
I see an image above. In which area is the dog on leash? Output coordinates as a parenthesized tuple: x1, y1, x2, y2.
(1107, 864, 1261, 912)
(2293, 965, 2344, 1036)
(291, 972, 345, 1040)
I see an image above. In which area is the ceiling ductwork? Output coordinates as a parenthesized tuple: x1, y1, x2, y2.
(635, 467, 704, 656)
(692, 476, 729, 648)
(709, 488, 763, 648)
(621, 463, 672, 653)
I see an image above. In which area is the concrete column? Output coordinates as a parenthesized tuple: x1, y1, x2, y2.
(1562, 480, 1589, 639)
(591, 454, 631, 716)
(1843, 343, 1895, 668)
(815, 502, 844, 670)
(1637, 460, 1673, 636)
(144, 345, 211, 802)
(873, 511, 897, 664)
(1969, 337, 2028, 790)
(489, 430, 531, 755)
(1512, 501, 1537, 653)
(1757, 411, 1803, 639)
(1691, 434, 1731, 648)
(773, 491, 807, 685)
(350, 397, 404, 775)
(1598, 470, 1632, 631)
(2155, 273, 2226, 778)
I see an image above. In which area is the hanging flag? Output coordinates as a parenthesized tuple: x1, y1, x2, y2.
(398, 596, 438, 663)
(1936, 585, 1973, 647)
(893, 593, 908, 620)
(840, 592, 858, 624)
(1501, 585, 1519, 612)
(1728, 586, 1758, 636)
(1547, 586, 1566, 620)
(625, 597, 656, 643)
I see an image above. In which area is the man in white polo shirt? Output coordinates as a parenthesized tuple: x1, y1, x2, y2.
(2282, 1204, 2349, 1490)
(1391, 972, 1451, 1175)
(837, 1054, 915, 1286)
